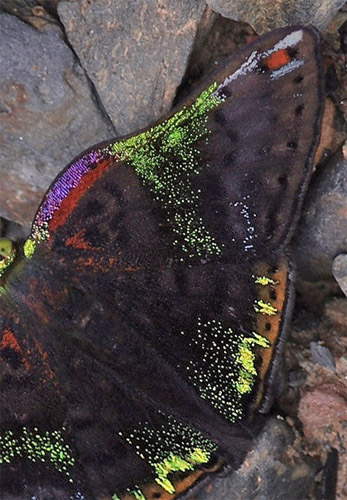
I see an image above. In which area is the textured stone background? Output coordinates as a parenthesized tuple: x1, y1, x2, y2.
(0, 1, 346, 499)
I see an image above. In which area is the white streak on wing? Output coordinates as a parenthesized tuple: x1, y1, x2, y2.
(270, 59, 304, 80)
(214, 50, 259, 95)
(263, 29, 304, 57)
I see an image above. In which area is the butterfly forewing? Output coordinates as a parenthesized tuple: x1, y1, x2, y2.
(0, 26, 323, 500)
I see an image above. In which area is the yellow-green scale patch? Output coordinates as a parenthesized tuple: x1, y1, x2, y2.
(0, 238, 16, 278)
(254, 276, 276, 286)
(254, 299, 278, 316)
(24, 221, 49, 260)
(105, 83, 224, 260)
(0, 427, 74, 481)
(235, 332, 270, 395)
(131, 489, 146, 500)
(119, 413, 217, 496)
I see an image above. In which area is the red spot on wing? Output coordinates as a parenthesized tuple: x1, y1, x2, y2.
(49, 157, 114, 233)
(264, 49, 291, 70)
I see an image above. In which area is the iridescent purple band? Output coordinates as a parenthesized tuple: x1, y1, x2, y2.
(34, 149, 104, 228)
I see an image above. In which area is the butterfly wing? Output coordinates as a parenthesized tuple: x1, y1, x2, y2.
(0, 26, 323, 500)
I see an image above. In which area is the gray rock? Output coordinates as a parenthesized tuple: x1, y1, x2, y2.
(310, 341, 336, 371)
(332, 254, 347, 296)
(58, 0, 205, 136)
(0, 13, 115, 227)
(206, 0, 346, 34)
(195, 417, 318, 500)
(293, 148, 347, 283)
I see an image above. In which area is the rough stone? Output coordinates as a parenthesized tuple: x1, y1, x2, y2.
(195, 417, 318, 500)
(310, 341, 336, 371)
(332, 254, 347, 296)
(0, 13, 115, 227)
(205, 0, 346, 34)
(293, 148, 347, 283)
(0, 0, 59, 28)
(325, 297, 347, 328)
(58, 0, 206, 136)
(175, 10, 256, 104)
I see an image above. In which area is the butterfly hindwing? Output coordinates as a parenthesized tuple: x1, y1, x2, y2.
(0, 26, 323, 500)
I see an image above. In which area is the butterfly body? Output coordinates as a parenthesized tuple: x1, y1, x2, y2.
(0, 26, 323, 500)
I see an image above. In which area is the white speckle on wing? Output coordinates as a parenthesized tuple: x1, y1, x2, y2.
(214, 51, 259, 96)
(264, 30, 304, 57)
(270, 58, 305, 80)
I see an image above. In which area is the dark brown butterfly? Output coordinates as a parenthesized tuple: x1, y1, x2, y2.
(0, 26, 324, 500)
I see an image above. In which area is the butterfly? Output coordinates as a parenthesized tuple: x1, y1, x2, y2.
(0, 25, 324, 500)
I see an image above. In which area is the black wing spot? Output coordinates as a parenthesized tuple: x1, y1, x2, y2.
(106, 183, 125, 204)
(293, 74, 304, 84)
(84, 199, 104, 216)
(1, 347, 22, 370)
(278, 175, 288, 186)
(295, 103, 305, 116)
(223, 151, 237, 167)
(218, 86, 232, 98)
(270, 113, 279, 125)
(214, 108, 227, 126)
(287, 47, 298, 58)
(270, 290, 277, 300)
(287, 140, 298, 151)
(84, 227, 99, 246)
(84, 227, 109, 246)
(152, 493, 162, 499)
(227, 129, 239, 142)
(265, 322, 271, 331)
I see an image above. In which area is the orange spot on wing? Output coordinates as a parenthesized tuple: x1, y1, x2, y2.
(1, 328, 20, 352)
(49, 157, 114, 233)
(264, 49, 291, 70)
(66, 229, 93, 250)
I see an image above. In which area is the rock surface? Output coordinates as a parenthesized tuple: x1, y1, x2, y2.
(332, 254, 347, 296)
(0, 13, 115, 227)
(58, 0, 205, 136)
(206, 0, 346, 34)
(195, 417, 319, 500)
(293, 148, 347, 283)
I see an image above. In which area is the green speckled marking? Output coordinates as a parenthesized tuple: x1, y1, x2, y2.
(154, 448, 210, 493)
(182, 319, 271, 415)
(24, 222, 49, 259)
(23, 238, 36, 259)
(183, 318, 243, 421)
(122, 413, 216, 495)
(131, 489, 146, 500)
(254, 299, 278, 316)
(255, 276, 275, 286)
(0, 427, 74, 481)
(111, 494, 120, 500)
(0, 238, 16, 278)
(235, 333, 270, 395)
(106, 83, 223, 260)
